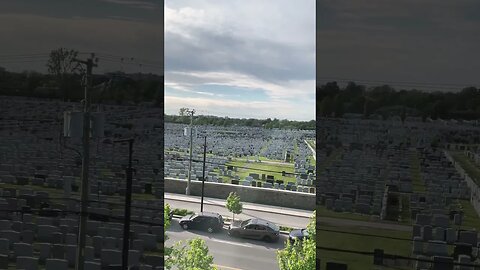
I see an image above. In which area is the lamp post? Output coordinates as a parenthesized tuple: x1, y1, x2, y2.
(201, 135, 207, 212)
(180, 108, 195, 195)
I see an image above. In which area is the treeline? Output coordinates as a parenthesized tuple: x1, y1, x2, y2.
(0, 68, 163, 106)
(317, 81, 480, 120)
(165, 114, 315, 130)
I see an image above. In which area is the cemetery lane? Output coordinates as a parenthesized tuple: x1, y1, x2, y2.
(167, 219, 282, 270)
(166, 192, 312, 229)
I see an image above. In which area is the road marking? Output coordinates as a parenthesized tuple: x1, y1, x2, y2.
(213, 264, 245, 270)
(210, 238, 253, 248)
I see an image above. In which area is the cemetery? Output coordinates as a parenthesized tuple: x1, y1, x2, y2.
(164, 122, 316, 195)
(0, 96, 164, 269)
(317, 117, 480, 269)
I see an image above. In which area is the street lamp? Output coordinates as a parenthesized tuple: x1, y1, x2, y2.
(180, 108, 195, 195)
(201, 135, 207, 212)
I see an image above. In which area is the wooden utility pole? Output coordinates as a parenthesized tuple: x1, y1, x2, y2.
(73, 53, 97, 270)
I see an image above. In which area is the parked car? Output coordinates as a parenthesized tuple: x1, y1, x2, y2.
(228, 218, 280, 242)
(179, 212, 224, 233)
(288, 228, 309, 243)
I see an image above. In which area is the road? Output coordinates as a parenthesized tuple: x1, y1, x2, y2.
(304, 139, 316, 160)
(165, 193, 313, 229)
(166, 218, 284, 270)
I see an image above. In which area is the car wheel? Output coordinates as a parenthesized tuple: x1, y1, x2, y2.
(182, 223, 188, 230)
(207, 227, 213, 233)
(229, 231, 238, 237)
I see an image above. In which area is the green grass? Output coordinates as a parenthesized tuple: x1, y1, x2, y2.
(458, 200, 480, 230)
(171, 208, 194, 216)
(317, 148, 343, 180)
(410, 149, 426, 193)
(399, 195, 411, 224)
(317, 224, 412, 270)
(317, 205, 378, 222)
(307, 139, 316, 149)
(239, 155, 286, 163)
(450, 151, 480, 185)
(226, 159, 296, 183)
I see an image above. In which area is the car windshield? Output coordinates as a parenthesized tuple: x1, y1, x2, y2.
(240, 219, 251, 227)
(268, 223, 280, 232)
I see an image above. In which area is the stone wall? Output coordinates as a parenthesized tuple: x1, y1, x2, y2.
(165, 177, 316, 210)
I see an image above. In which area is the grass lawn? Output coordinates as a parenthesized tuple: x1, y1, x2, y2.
(317, 224, 412, 270)
(317, 205, 378, 222)
(458, 200, 480, 230)
(226, 159, 296, 184)
(410, 149, 426, 193)
(317, 148, 343, 179)
(450, 151, 480, 185)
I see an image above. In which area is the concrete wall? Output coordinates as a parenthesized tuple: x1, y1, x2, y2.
(165, 177, 316, 211)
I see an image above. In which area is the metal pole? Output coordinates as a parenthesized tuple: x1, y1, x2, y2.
(122, 138, 134, 270)
(201, 135, 206, 212)
(186, 111, 194, 195)
(76, 54, 96, 270)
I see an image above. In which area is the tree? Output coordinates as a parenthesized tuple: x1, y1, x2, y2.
(46, 48, 82, 101)
(164, 203, 173, 270)
(277, 211, 316, 270)
(226, 192, 243, 222)
(168, 238, 218, 270)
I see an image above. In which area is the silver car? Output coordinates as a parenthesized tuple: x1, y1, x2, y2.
(228, 218, 280, 242)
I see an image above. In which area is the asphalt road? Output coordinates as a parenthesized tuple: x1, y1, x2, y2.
(165, 193, 312, 229)
(166, 218, 285, 270)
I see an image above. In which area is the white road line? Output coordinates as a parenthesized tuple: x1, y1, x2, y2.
(210, 238, 253, 248)
(213, 264, 245, 270)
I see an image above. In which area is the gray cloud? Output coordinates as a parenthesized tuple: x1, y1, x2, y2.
(317, 0, 480, 88)
(0, 0, 163, 74)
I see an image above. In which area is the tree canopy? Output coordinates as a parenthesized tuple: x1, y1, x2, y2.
(165, 114, 315, 130)
(317, 82, 480, 120)
(277, 210, 316, 270)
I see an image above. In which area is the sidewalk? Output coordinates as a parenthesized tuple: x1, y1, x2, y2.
(165, 192, 314, 219)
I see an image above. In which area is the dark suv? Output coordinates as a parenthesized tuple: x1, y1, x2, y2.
(179, 212, 224, 233)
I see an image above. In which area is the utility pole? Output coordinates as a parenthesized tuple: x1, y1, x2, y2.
(73, 53, 97, 270)
(113, 138, 135, 270)
(185, 109, 195, 195)
(201, 135, 207, 212)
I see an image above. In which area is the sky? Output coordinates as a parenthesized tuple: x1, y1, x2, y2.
(317, 0, 480, 92)
(0, 0, 163, 75)
(164, 0, 315, 121)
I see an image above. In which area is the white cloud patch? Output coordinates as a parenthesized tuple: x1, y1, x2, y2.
(165, 0, 315, 120)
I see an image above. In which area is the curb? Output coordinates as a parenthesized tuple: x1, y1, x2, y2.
(172, 214, 292, 235)
(165, 195, 313, 219)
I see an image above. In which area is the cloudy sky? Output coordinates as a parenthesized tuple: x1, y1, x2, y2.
(164, 0, 315, 121)
(0, 0, 163, 75)
(317, 0, 480, 91)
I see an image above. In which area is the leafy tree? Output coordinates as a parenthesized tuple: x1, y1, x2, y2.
(164, 203, 171, 235)
(46, 48, 82, 101)
(277, 211, 316, 270)
(164, 203, 172, 269)
(226, 192, 243, 222)
(319, 96, 333, 117)
(168, 238, 218, 270)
